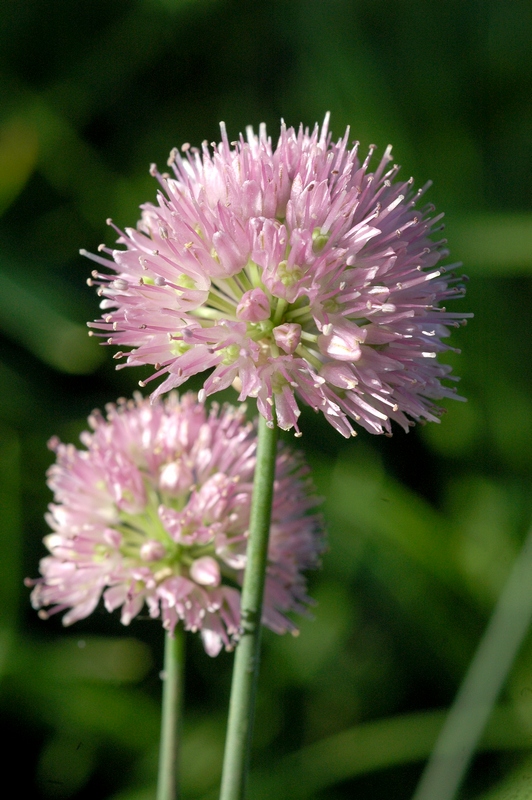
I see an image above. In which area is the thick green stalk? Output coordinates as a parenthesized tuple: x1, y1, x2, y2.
(157, 627, 185, 800)
(219, 414, 278, 800)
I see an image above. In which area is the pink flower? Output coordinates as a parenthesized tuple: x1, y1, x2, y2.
(85, 115, 470, 437)
(26, 393, 324, 656)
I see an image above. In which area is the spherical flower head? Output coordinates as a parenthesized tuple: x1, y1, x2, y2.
(26, 393, 324, 657)
(86, 115, 471, 437)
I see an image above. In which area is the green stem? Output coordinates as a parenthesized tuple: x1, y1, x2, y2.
(219, 413, 279, 800)
(272, 297, 287, 325)
(412, 520, 532, 800)
(157, 627, 185, 800)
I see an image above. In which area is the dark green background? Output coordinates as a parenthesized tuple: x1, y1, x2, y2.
(1, 1, 532, 798)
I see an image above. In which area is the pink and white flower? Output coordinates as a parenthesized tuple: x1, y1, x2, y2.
(86, 116, 470, 437)
(27, 393, 324, 656)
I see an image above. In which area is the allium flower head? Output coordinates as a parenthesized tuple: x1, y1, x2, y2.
(86, 115, 470, 437)
(27, 393, 323, 656)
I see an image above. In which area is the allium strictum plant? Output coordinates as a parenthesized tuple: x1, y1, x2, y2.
(27, 393, 324, 656)
(85, 114, 469, 437)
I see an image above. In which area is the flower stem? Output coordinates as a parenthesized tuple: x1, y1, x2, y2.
(157, 627, 185, 800)
(219, 413, 278, 800)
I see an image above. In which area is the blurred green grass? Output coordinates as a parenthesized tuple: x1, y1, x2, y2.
(1, 1, 532, 798)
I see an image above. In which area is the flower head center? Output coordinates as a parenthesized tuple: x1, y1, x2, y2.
(277, 260, 303, 287)
(113, 464, 228, 582)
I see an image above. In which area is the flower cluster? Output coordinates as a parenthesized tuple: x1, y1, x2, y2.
(27, 393, 323, 656)
(86, 115, 469, 437)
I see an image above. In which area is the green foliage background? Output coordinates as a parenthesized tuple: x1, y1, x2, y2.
(1, 1, 532, 797)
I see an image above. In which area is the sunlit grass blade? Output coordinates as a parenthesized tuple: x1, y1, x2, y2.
(412, 520, 532, 800)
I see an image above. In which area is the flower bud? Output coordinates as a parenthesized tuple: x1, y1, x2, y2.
(190, 556, 221, 587)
